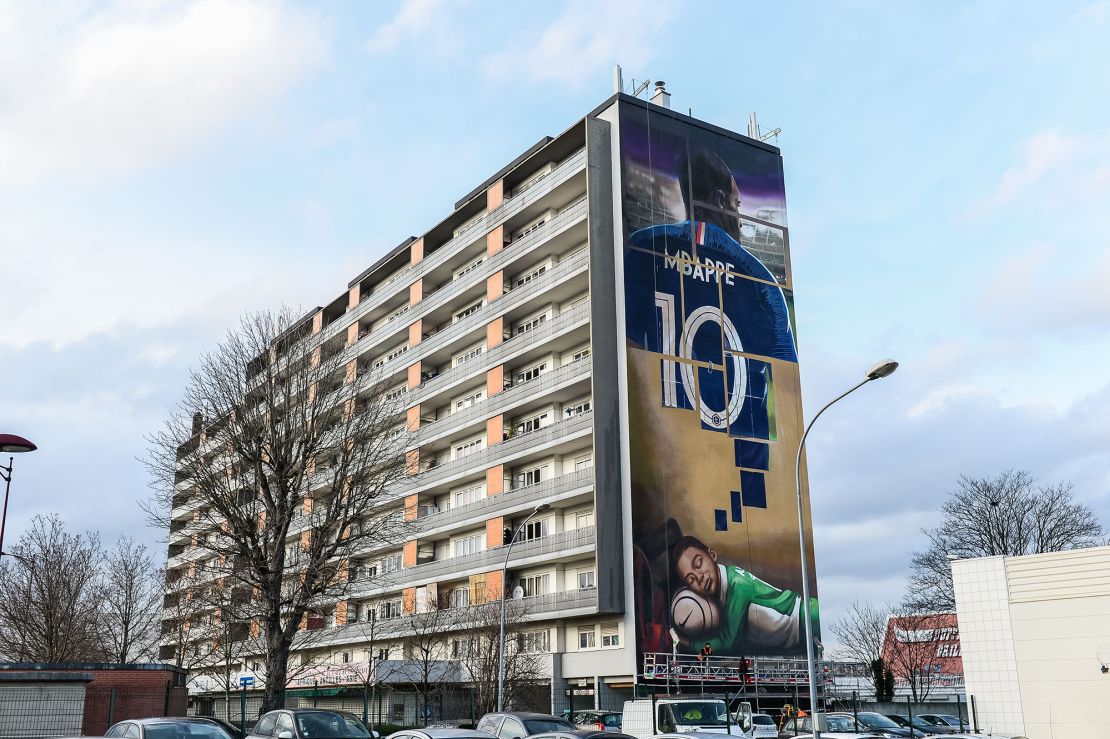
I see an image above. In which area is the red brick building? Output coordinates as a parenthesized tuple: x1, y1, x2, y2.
(881, 612, 963, 683)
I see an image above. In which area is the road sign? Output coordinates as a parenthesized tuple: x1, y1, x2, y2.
(239, 676, 255, 687)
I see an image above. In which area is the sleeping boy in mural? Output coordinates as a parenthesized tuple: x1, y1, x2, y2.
(669, 535, 819, 655)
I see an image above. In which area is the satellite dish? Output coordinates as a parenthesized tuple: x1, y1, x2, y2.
(512, 586, 525, 600)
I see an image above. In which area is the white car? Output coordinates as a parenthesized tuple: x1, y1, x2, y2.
(748, 715, 777, 739)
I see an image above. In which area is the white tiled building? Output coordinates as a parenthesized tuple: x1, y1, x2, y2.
(952, 547, 1110, 738)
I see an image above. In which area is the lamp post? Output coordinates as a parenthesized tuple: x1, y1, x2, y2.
(0, 433, 38, 562)
(794, 360, 897, 738)
(497, 502, 551, 711)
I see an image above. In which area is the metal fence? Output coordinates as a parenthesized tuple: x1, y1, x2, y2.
(0, 685, 188, 738)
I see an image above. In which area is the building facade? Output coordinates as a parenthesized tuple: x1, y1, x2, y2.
(952, 547, 1110, 738)
(164, 90, 815, 719)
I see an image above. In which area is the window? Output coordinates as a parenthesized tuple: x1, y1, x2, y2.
(454, 437, 484, 459)
(518, 630, 550, 653)
(453, 534, 483, 557)
(498, 718, 526, 739)
(514, 214, 549, 240)
(578, 627, 596, 649)
(453, 344, 484, 368)
(381, 554, 401, 573)
(514, 263, 548, 287)
(341, 651, 351, 663)
(515, 412, 549, 435)
(514, 362, 547, 385)
(521, 518, 549, 542)
(453, 485, 483, 507)
(451, 637, 474, 657)
(601, 623, 620, 647)
(514, 466, 546, 488)
(455, 256, 484, 280)
(574, 456, 593, 471)
(577, 570, 595, 590)
(451, 587, 471, 608)
(520, 573, 550, 597)
(453, 299, 484, 323)
(384, 344, 408, 362)
(387, 304, 410, 323)
(378, 600, 401, 620)
(570, 347, 591, 363)
(564, 400, 591, 418)
(275, 713, 295, 737)
(454, 389, 485, 411)
(513, 313, 548, 336)
(254, 715, 278, 737)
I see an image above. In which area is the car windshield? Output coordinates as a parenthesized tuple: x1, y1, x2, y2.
(145, 724, 233, 739)
(826, 717, 860, 732)
(752, 716, 775, 726)
(672, 702, 729, 726)
(523, 719, 576, 733)
(295, 712, 371, 738)
(938, 716, 962, 725)
(857, 713, 900, 729)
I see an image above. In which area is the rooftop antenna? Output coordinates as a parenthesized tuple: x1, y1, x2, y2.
(613, 64, 624, 94)
(748, 111, 781, 143)
(631, 78, 651, 98)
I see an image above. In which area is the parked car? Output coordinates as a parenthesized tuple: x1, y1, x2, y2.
(106, 718, 236, 739)
(385, 730, 495, 739)
(825, 713, 924, 738)
(192, 718, 245, 739)
(883, 717, 948, 736)
(749, 715, 778, 739)
(914, 717, 965, 734)
(571, 712, 622, 732)
(778, 714, 883, 738)
(476, 713, 578, 739)
(246, 710, 373, 739)
(623, 698, 747, 737)
(530, 732, 637, 739)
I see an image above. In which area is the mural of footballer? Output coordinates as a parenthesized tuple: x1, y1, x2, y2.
(669, 535, 819, 654)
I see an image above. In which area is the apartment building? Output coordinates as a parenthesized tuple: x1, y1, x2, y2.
(165, 88, 808, 720)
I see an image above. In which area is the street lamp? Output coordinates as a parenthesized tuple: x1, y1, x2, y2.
(794, 360, 897, 738)
(497, 502, 551, 711)
(0, 433, 38, 561)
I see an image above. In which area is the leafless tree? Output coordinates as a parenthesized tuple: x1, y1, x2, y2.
(396, 597, 461, 726)
(906, 470, 1103, 612)
(0, 514, 106, 662)
(829, 601, 894, 700)
(458, 598, 546, 716)
(161, 567, 221, 672)
(883, 609, 948, 702)
(101, 537, 163, 663)
(144, 308, 410, 710)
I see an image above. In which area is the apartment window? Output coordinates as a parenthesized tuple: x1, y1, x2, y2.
(514, 263, 548, 287)
(453, 534, 484, 557)
(453, 300, 484, 323)
(578, 627, 596, 649)
(453, 344, 484, 368)
(601, 623, 620, 647)
(564, 400, 591, 418)
(453, 485, 483, 507)
(515, 465, 546, 488)
(450, 587, 471, 609)
(570, 347, 591, 363)
(521, 518, 549, 542)
(574, 456, 593, 471)
(515, 362, 547, 385)
(386, 305, 410, 323)
(378, 601, 401, 620)
(380, 554, 402, 574)
(376, 647, 390, 662)
(515, 412, 549, 435)
(518, 630, 550, 653)
(451, 638, 474, 658)
(341, 652, 351, 663)
(454, 389, 485, 411)
(575, 510, 594, 529)
(454, 437, 484, 459)
(384, 344, 408, 362)
(513, 313, 548, 337)
(514, 214, 549, 240)
(520, 573, 550, 597)
(455, 256, 484, 280)
(382, 385, 407, 402)
(578, 570, 595, 590)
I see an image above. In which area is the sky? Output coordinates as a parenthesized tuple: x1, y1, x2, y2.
(3, 0, 1110, 646)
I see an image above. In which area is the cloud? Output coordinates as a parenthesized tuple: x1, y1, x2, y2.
(481, 0, 676, 87)
(0, 0, 328, 183)
(365, 0, 458, 56)
(964, 131, 1079, 218)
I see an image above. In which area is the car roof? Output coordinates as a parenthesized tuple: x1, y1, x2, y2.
(131, 718, 226, 725)
(406, 731, 496, 738)
(491, 713, 566, 720)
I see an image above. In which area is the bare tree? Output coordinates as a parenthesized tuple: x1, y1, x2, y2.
(458, 598, 546, 716)
(161, 567, 221, 672)
(396, 597, 460, 726)
(101, 537, 163, 663)
(906, 470, 1103, 612)
(882, 609, 948, 702)
(0, 514, 105, 662)
(829, 601, 894, 701)
(145, 308, 410, 710)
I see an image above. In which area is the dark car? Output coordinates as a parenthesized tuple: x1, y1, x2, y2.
(106, 718, 236, 739)
(476, 713, 577, 739)
(826, 713, 924, 738)
(915, 716, 965, 734)
(246, 710, 372, 739)
(570, 712, 622, 732)
(193, 718, 245, 739)
(884, 716, 948, 735)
